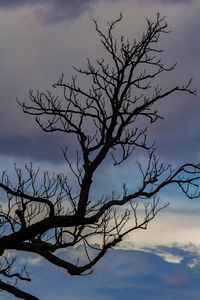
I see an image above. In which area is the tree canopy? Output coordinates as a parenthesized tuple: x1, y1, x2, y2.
(0, 14, 199, 300)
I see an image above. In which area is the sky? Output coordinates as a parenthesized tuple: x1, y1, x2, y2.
(0, 0, 200, 299)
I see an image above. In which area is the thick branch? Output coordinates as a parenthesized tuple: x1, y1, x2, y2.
(0, 280, 39, 300)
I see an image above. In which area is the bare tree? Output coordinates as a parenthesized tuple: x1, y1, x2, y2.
(0, 14, 199, 299)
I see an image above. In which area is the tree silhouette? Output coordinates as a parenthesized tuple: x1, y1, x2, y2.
(0, 14, 199, 299)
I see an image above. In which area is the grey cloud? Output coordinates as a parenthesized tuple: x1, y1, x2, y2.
(144, 245, 200, 266)
(156, 133, 200, 164)
(0, 0, 41, 9)
(140, 0, 194, 3)
(149, 93, 200, 163)
(36, 0, 98, 24)
(0, 0, 195, 25)
(0, 0, 90, 8)
(0, 0, 192, 8)
(0, 131, 77, 164)
(23, 248, 200, 300)
(0, 0, 199, 166)
(159, 0, 193, 2)
(0, 0, 113, 24)
(39, 0, 120, 25)
(0, 0, 92, 23)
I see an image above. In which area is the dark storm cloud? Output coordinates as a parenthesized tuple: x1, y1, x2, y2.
(0, 0, 92, 8)
(0, 0, 199, 165)
(150, 93, 200, 164)
(140, 0, 194, 3)
(0, 0, 94, 22)
(0, 131, 77, 164)
(0, 0, 40, 8)
(36, 0, 98, 24)
(0, 0, 192, 8)
(159, 0, 193, 2)
(0, 0, 113, 23)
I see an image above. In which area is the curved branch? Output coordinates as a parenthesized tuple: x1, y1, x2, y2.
(0, 280, 39, 300)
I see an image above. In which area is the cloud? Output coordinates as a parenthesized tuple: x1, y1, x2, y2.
(0, 0, 115, 24)
(0, 0, 194, 26)
(1, 0, 200, 165)
(153, 249, 183, 264)
(19, 253, 43, 266)
(0, 131, 74, 164)
(0, 0, 195, 22)
(16, 247, 200, 300)
(1, 2, 200, 299)
(140, 0, 194, 3)
(35, 0, 98, 24)
(142, 244, 200, 267)
(120, 210, 200, 250)
(0, 0, 38, 8)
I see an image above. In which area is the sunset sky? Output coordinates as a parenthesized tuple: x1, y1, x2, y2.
(0, 0, 200, 299)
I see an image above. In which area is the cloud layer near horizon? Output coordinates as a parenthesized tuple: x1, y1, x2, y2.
(5, 246, 200, 300)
